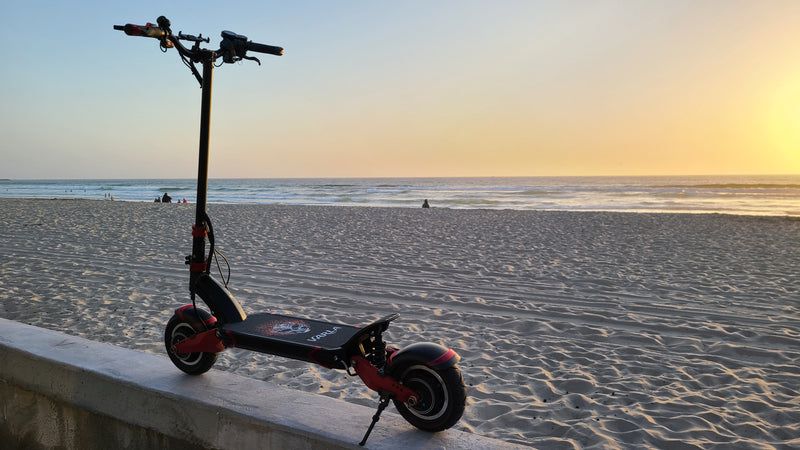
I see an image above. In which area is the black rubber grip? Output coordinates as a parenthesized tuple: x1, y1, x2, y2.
(247, 42, 284, 56)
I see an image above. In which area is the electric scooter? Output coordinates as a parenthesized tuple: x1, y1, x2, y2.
(114, 17, 466, 446)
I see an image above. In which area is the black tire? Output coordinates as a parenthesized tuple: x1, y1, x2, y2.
(392, 364, 467, 431)
(164, 314, 218, 375)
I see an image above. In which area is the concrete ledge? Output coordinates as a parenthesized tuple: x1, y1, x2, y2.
(0, 318, 517, 449)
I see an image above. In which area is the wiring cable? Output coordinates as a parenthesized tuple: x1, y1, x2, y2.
(202, 212, 231, 288)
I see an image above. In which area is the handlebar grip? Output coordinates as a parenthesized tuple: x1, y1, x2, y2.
(247, 42, 284, 56)
(114, 23, 167, 39)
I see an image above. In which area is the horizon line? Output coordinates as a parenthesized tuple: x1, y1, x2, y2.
(3, 173, 800, 182)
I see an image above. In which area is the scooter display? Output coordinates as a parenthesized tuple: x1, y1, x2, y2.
(114, 17, 466, 445)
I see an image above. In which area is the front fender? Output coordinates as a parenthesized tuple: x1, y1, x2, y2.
(387, 342, 460, 372)
(175, 304, 217, 330)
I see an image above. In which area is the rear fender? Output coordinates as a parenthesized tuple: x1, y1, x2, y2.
(387, 342, 460, 372)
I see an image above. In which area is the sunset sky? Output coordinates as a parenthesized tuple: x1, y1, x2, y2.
(1, 1, 799, 179)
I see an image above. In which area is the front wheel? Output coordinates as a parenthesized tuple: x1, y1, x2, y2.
(164, 315, 218, 375)
(392, 364, 466, 431)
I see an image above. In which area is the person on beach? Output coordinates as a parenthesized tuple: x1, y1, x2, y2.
(422, 199, 430, 208)
(162, 192, 172, 203)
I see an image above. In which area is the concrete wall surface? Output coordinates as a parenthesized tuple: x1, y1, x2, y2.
(0, 318, 520, 449)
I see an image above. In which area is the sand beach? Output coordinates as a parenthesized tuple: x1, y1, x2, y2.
(1, 198, 798, 448)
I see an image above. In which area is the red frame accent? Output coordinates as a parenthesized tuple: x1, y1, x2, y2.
(350, 356, 419, 403)
(388, 348, 400, 364)
(221, 330, 236, 348)
(189, 262, 207, 273)
(192, 225, 207, 237)
(173, 328, 225, 353)
(308, 347, 333, 369)
(429, 348, 457, 368)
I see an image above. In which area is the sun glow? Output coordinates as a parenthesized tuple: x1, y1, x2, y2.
(764, 79, 800, 169)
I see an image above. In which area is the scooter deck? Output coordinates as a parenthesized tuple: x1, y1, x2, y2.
(220, 312, 399, 368)
(223, 312, 360, 349)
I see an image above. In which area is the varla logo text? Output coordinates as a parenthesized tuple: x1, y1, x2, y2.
(307, 326, 342, 343)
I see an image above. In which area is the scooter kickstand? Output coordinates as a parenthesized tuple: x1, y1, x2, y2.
(359, 394, 391, 446)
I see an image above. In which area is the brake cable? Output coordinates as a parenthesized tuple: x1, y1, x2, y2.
(202, 212, 231, 288)
(179, 51, 204, 85)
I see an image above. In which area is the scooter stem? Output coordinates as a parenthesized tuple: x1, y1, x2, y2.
(190, 52, 215, 292)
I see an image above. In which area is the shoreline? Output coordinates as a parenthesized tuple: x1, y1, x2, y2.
(4, 196, 800, 219)
(4, 174, 800, 216)
(1, 198, 798, 447)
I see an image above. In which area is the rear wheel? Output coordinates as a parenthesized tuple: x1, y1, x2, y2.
(392, 364, 466, 431)
(164, 315, 218, 375)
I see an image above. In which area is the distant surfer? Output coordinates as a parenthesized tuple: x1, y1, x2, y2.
(422, 199, 430, 208)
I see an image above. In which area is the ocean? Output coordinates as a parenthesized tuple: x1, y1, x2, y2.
(1, 175, 799, 217)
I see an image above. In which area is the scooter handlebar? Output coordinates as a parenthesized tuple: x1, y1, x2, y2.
(114, 23, 168, 40)
(247, 41, 284, 56)
(115, 19, 283, 65)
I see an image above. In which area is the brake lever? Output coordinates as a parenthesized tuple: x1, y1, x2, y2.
(241, 55, 261, 66)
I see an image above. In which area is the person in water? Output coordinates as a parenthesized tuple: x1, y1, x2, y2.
(422, 199, 430, 208)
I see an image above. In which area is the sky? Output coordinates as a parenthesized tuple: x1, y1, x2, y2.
(1, 1, 799, 179)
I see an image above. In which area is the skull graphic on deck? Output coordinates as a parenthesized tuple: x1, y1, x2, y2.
(259, 319, 311, 336)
